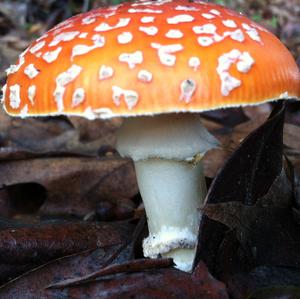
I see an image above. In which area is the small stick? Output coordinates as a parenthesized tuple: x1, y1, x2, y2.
(47, 258, 173, 289)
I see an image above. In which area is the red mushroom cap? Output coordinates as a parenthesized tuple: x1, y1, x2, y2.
(2, 0, 300, 119)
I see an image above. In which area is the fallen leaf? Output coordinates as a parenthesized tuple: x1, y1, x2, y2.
(0, 108, 121, 157)
(0, 259, 228, 299)
(200, 107, 248, 127)
(229, 267, 300, 299)
(203, 102, 284, 206)
(284, 123, 300, 151)
(0, 156, 138, 218)
(0, 221, 133, 284)
(195, 103, 300, 297)
(242, 103, 272, 122)
(250, 286, 300, 299)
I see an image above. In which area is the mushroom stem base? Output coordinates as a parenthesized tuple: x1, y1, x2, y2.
(135, 158, 206, 272)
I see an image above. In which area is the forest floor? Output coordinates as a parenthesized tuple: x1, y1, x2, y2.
(0, 0, 299, 298)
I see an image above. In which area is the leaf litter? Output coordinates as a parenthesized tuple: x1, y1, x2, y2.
(196, 103, 300, 298)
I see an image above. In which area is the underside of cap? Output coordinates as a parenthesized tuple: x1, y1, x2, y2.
(116, 113, 219, 161)
(2, 0, 300, 119)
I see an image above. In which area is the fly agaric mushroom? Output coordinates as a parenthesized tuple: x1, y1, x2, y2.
(1, 0, 300, 272)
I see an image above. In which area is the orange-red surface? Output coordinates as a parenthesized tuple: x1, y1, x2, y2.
(3, 0, 300, 118)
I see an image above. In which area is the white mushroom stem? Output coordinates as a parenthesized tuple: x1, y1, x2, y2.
(116, 114, 219, 272)
(136, 158, 206, 272)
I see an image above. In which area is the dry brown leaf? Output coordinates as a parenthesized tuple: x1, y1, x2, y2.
(0, 156, 138, 218)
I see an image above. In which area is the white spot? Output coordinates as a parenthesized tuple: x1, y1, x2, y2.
(165, 29, 183, 39)
(279, 91, 289, 98)
(137, 70, 152, 82)
(124, 92, 139, 110)
(128, 8, 162, 13)
(202, 13, 215, 19)
(29, 41, 46, 54)
(83, 106, 96, 120)
(6, 56, 25, 75)
(79, 32, 88, 38)
(119, 51, 143, 69)
(213, 34, 224, 42)
(218, 49, 241, 70)
(42, 47, 62, 63)
(117, 32, 133, 44)
(132, 0, 171, 6)
(167, 14, 194, 24)
(72, 44, 97, 58)
(224, 29, 245, 42)
(71, 35, 105, 60)
(81, 107, 114, 120)
(193, 24, 216, 34)
(9, 84, 21, 109)
(53, 85, 66, 113)
(217, 49, 255, 96)
(20, 104, 28, 118)
(99, 65, 114, 80)
(139, 26, 158, 36)
(151, 43, 183, 53)
(159, 52, 177, 66)
(242, 23, 251, 30)
(180, 79, 196, 103)
(95, 18, 131, 32)
(93, 107, 114, 119)
(72, 88, 85, 107)
(28, 85, 36, 105)
(242, 23, 262, 42)
(188, 57, 200, 71)
(140, 16, 155, 23)
(71, 44, 96, 60)
(236, 52, 255, 73)
(230, 29, 245, 42)
(220, 74, 241, 96)
(36, 34, 49, 42)
(197, 36, 214, 46)
(175, 5, 199, 11)
(104, 12, 117, 18)
(91, 34, 106, 46)
(54, 64, 82, 111)
(49, 31, 80, 47)
(210, 9, 221, 15)
(52, 23, 74, 35)
(82, 16, 96, 25)
(151, 43, 183, 66)
(112, 86, 139, 110)
(245, 27, 261, 42)
(56, 64, 82, 86)
(0, 84, 7, 103)
(24, 64, 39, 79)
(222, 19, 237, 28)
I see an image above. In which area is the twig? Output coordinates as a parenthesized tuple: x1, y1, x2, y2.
(47, 258, 173, 289)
